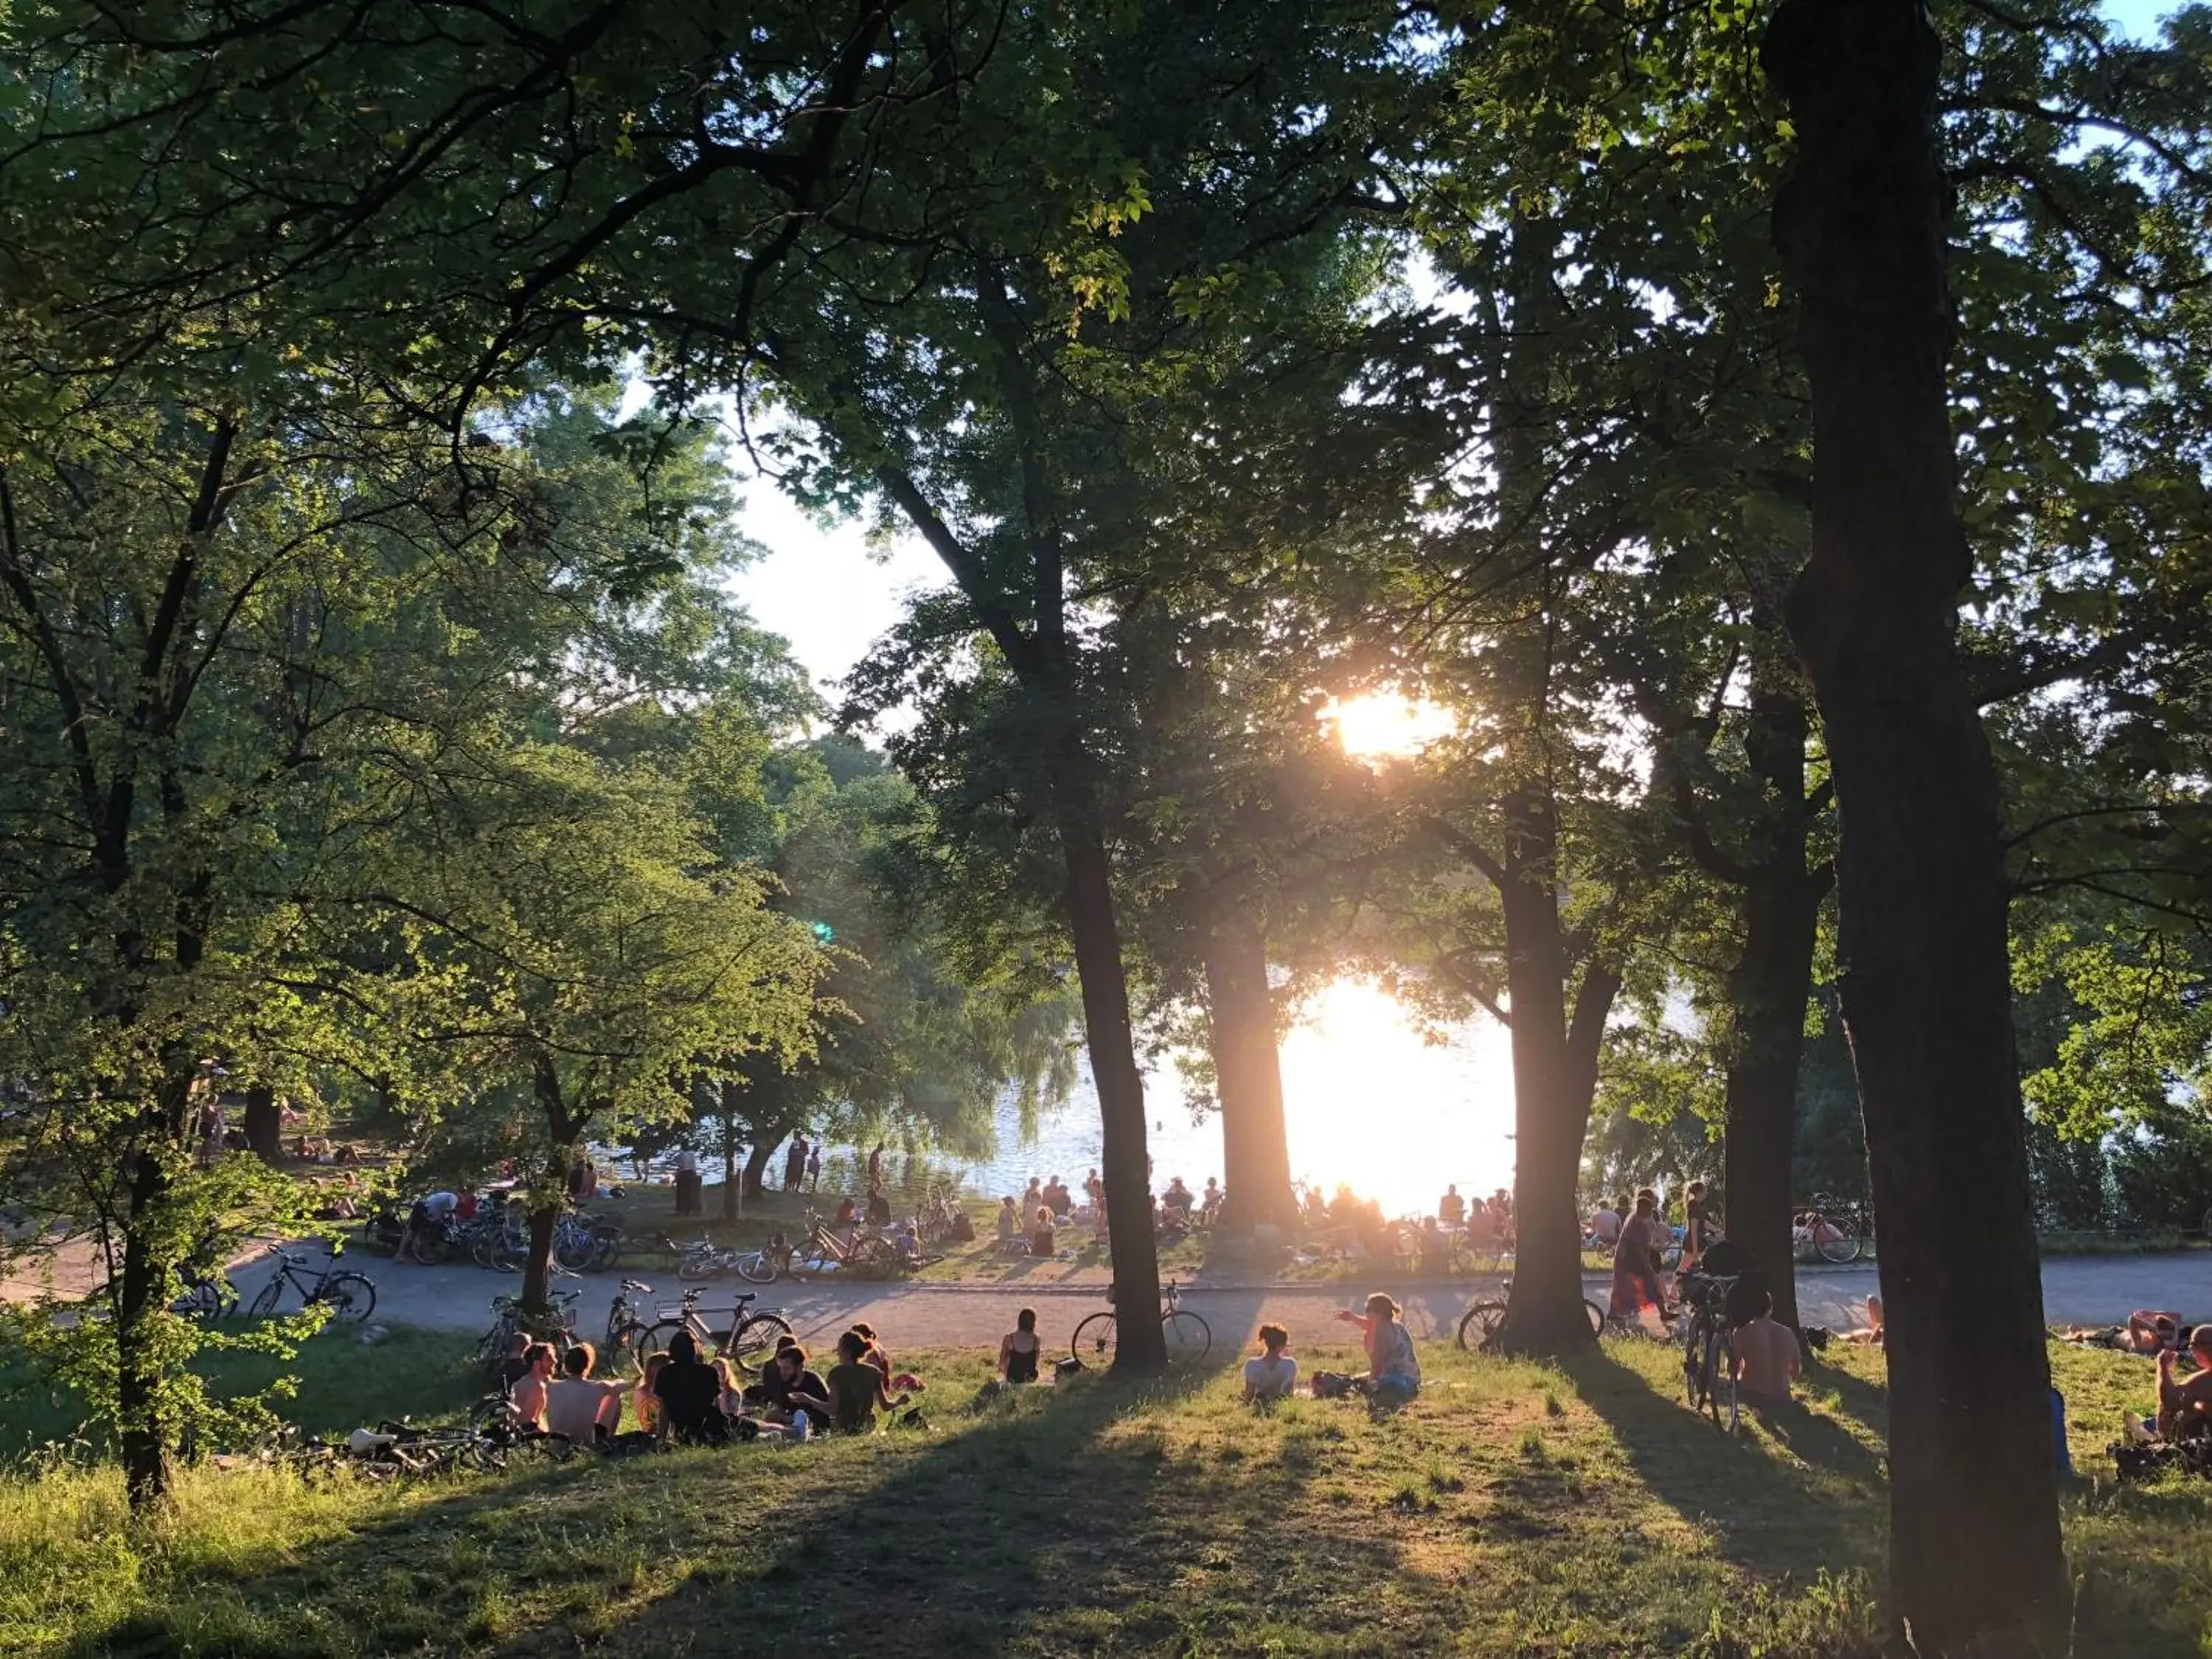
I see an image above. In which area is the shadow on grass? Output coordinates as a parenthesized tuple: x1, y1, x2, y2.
(1560, 1344, 1885, 1582)
(1802, 1352, 1891, 1441)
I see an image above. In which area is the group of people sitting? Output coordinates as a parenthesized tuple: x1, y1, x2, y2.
(497, 1321, 921, 1450)
(1237, 1293, 1423, 1408)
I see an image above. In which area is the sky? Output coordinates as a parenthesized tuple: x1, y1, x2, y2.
(728, 0, 2180, 700)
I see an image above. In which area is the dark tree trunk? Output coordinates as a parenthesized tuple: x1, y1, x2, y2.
(1490, 791, 1622, 1355)
(1060, 804, 1165, 1370)
(1765, 3, 2064, 1647)
(741, 1135, 776, 1202)
(1203, 911, 1296, 1231)
(1719, 657, 1828, 1331)
(720, 1080, 748, 1218)
(521, 1194, 559, 1319)
(243, 1084, 282, 1164)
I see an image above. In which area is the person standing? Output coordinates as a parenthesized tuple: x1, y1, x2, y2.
(807, 1144, 824, 1192)
(866, 1144, 885, 1186)
(673, 1145, 700, 1217)
(1610, 1189, 1668, 1320)
(783, 1135, 807, 1193)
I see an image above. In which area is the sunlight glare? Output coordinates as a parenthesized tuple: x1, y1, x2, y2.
(1325, 692, 1455, 760)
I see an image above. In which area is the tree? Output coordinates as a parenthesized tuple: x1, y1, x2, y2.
(1761, 1, 2064, 1644)
(400, 744, 823, 1312)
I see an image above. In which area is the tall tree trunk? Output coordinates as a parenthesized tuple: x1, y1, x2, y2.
(1203, 910, 1296, 1231)
(1059, 803, 1165, 1370)
(1720, 655, 1826, 1331)
(1765, 4, 2063, 1647)
(1490, 790, 1621, 1354)
(720, 1080, 747, 1219)
(243, 1084, 281, 1164)
(521, 1194, 559, 1320)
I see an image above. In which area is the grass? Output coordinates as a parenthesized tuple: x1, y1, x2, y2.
(4, 1326, 2209, 1657)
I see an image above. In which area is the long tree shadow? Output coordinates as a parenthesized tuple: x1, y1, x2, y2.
(1559, 1344, 1886, 1582)
(1800, 1351, 1891, 1441)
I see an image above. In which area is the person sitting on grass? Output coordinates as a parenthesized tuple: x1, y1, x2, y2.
(848, 1321, 900, 1392)
(509, 1342, 557, 1430)
(998, 1307, 1044, 1384)
(1843, 1293, 1886, 1347)
(1335, 1292, 1420, 1407)
(998, 1194, 1020, 1245)
(1030, 1205, 1058, 1258)
(757, 1343, 832, 1436)
(631, 1353, 667, 1436)
(1725, 1283, 1801, 1411)
(653, 1329, 730, 1446)
(1439, 1184, 1467, 1226)
(827, 1329, 912, 1433)
(542, 1342, 629, 1447)
(2151, 1326, 2212, 1441)
(865, 1181, 892, 1229)
(1243, 1324, 1298, 1404)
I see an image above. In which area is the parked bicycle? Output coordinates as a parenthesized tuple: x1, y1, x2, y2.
(1456, 1280, 1607, 1349)
(789, 1208, 900, 1279)
(172, 1271, 237, 1321)
(246, 1244, 375, 1322)
(673, 1237, 781, 1284)
(1070, 1280, 1212, 1366)
(604, 1279, 661, 1361)
(1678, 1270, 1742, 1434)
(474, 1286, 582, 1382)
(630, 1285, 792, 1376)
(1793, 1194, 1863, 1264)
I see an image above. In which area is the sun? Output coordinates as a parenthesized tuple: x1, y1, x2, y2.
(1325, 692, 1455, 760)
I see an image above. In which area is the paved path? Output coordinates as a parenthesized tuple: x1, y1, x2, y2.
(165, 1246, 2210, 1354)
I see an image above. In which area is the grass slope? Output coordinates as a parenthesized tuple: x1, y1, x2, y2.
(3, 1331, 2207, 1656)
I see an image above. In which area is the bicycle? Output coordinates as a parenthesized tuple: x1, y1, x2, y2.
(632, 1285, 792, 1376)
(605, 1279, 659, 1360)
(1456, 1280, 1607, 1349)
(1793, 1194, 1864, 1264)
(674, 1237, 781, 1284)
(246, 1244, 376, 1322)
(789, 1208, 900, 1279)
(474, 1287, 582, 1381)
(173, 1271, 237, 1320)
(1070, 1280, 1212, 1366)
(1678, 1270, 1742, 1433)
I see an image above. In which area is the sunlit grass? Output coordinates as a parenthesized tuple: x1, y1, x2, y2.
(3, 1335, 2206, 1656)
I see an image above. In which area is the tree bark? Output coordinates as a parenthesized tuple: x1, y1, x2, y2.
(1765, 3, 2064, 1647)
(1490, 790, 1621, 1354)
(741, 1135, 776, 1202)
(1059, 801, 1166, 1369)
(521, 1193, 559, 1320)
(1719, 656, 1826, 1331)
(116, 1083, 187, 1509)
(243, 1084, 281, 1164)
(1203, 910, 1297, 1231)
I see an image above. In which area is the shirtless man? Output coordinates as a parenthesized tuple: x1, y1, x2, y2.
(509, 1342, 557, 1430)
(1730, 1285, 1801, 1410)
(2156, 1326, 2212, 1439)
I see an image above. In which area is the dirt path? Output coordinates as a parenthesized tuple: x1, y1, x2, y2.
(172, 1246, 2208, 1355)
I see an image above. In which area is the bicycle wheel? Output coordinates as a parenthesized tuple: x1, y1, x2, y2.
(608, 1321, 653, 1368)
(1816, 1225, 1862, 1265)
(633, 1320, 687, 1367)
(726, 1312, 792, 1374)
(248, 1277, 285, 1319)
(1683, 1319, 1710, 1411)
(677, 1252, 717, 1281)
(318, 1272, 377, 1322)
(1700, 1329, 1729, 1426)
(735, 1250, 779, 1285)
(1457, 1299, 1506, 1350)
(1071, 1310, 1118, 1362)
(415, 1230, 449, 1267)
(1710, 1331, 1739, 1433)
(1162, 1310, 1211, 1365)
(852, 1236, 899, 1279)
(1584, 1298, 1606, 1336)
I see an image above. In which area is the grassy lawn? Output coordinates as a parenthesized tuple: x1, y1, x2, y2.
(4, 1326, 2209, 1657)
